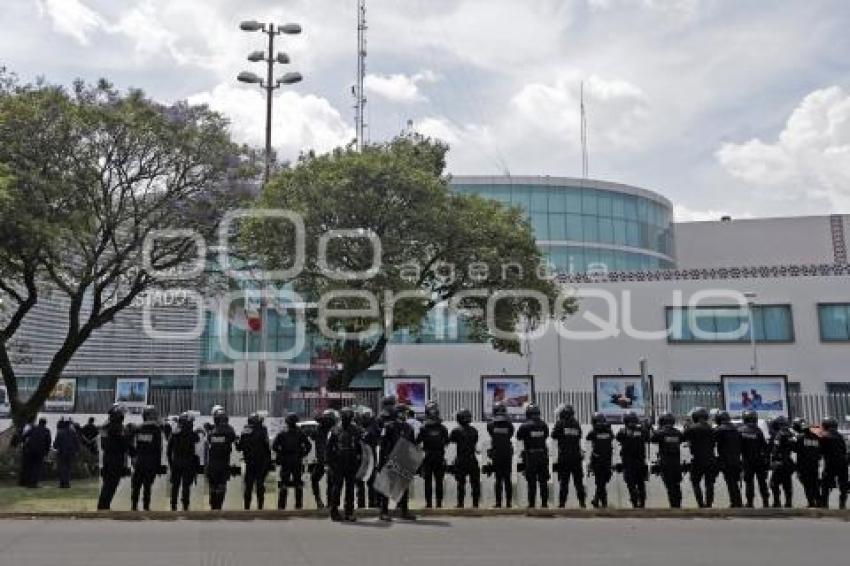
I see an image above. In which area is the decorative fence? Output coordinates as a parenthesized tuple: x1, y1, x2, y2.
(17, 388, 850, 423)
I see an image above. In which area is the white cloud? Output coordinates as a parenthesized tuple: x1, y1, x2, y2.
(188, 83, 354, 160)
(36, 0, 104, 45)
(717, 86, 850, 211)
(412, 117, 461, 145)
(674, 205, 753, 222)
(364, 71, 437, 103)
(511, 74, 649, 149)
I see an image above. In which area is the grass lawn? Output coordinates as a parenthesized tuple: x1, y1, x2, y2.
(0, 480, 102, 512)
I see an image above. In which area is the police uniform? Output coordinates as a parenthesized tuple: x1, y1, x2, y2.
(516, 417, 550, 508)
(237, 419, 272, 510)
(486, 417, 515, 508)
(450, 421, 481, 508)
(651, 424, 684, 508)
(130, 421, 163, 511)
(586, 421, 613, 508)
(206, 421, 237, 510)
(552, 415, 586, 507)
(272, 419, 312, 510)
(416, 418, 449, 508)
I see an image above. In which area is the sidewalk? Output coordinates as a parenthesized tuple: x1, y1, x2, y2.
(1, 507, 848, 521)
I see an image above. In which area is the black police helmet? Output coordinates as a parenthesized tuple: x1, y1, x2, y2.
(690, 407, 709, 423)
(658, 412, 675, 427)
(558, 404, 575, 421)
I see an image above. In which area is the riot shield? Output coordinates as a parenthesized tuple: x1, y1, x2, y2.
(372, 437, 425, 504)
(356, 441, 375, 481)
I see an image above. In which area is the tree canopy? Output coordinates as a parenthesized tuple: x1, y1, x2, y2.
(248, 135, 571, 390)
(0, 71, 248, 424)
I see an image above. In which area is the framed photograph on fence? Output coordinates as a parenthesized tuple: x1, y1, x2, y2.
(593, 375, 654, 422)
(481, 375, 535, 422)
(383, 376, 430, 417)
(721, 374, 789, 419)
(44, 377, 77, 413)
(115, 377, 150, 411)
(0, 384, 10, 416)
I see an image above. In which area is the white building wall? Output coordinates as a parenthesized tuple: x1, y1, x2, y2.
(674, 216, 840, 268)
(387, 274, 850, 394)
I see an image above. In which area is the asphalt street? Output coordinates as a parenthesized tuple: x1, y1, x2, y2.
(0, 517, 847, 566)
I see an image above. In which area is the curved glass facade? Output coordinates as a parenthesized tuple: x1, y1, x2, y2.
(451, 177, 675, 273)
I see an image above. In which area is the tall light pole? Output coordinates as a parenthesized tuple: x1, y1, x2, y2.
(744, 292, 759, 374)
(238, 20, 303, 184)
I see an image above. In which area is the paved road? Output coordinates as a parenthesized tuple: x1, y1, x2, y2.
(0, 517, 847, 566)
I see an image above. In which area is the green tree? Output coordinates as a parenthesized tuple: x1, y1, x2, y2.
(248, 135, 572, 390)
(0, 72, 247, 426)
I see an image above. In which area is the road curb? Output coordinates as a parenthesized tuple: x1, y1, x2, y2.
(0, 508, 848, 521)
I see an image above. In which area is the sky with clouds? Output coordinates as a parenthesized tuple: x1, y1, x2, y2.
(3, 0, 850, 220)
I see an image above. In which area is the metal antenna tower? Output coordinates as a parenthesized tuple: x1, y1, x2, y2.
(580, 81, 589, 178)
(353, 0, 368, 150)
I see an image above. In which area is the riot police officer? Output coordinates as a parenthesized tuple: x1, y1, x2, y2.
(237, 412, 272, 510)
(377, 399, 417, 521)
(356, 407, 378, 509)
(80, 416, 100, 458)
(586, 412, 613, 508)
(98, 404, 131, 510)
(167, 412, 199, 511)
(206, 406, 237, 510)
(272, 412, 312, 510)
(516, 404, 549, 509)
(486, 402, 515, 508)
(552, 404, 586, 508)
(683, 407, 717, 508)
(739, 409, 770, 507)
(768, 416, 795, 508)
(310, 409, 337, 509)
(714, 410, 743, 508)
(792, 417, 821, 507)
(416, 401, 449, 508)
(818, 416, 848, 509)
(20, 417, 51, 488)
(53, 417, 80, 489)
(616, 411, 649, 508)
(450, 408, 481, 509)
(130, 406, 163, 511)
(651, 412, 684, 508)
(326, 406, 363, 521)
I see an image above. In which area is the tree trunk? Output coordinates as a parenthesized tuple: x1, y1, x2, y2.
(327, 334, 388, 391)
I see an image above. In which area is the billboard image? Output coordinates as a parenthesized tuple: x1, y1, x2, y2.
(45, 377, 77, 413)
(383, 376, 430, 416)
(594, 375, 653, 422)
(115, 377, 150, 410)
(721, 375, 789, 419)
(481, 375, 535, 422)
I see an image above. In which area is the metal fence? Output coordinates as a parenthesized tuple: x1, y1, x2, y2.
(17, 388, 850, 423)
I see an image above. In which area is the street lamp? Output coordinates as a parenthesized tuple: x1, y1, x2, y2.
(744, 292, 758, 374)
(238, 20, 303, 184)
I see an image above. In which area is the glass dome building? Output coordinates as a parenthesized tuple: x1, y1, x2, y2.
(450, 176, 676, 273)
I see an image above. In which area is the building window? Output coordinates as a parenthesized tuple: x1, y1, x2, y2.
(666, 305, 794, 343)
(818, 303, 850, 342)
(197, 369, 234, 391)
